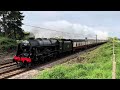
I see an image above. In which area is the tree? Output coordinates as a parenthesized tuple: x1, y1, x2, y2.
(0, 11, 9, 36)
(7, 11, 24, 40)
(114, 37, 118, 41)
(0, 11, 24, 40)
(0, 20, 1, 33)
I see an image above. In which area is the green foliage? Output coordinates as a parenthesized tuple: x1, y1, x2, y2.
(26, 32, 35, 40)
(0, 11, 24, 40)
(108, 37, 119, 43)
(114, 37, 118, 41)
(24, 31, 30, 35)
(35, 63, 111, 79)
(0, 36, 17, 52)
(34, 42, 120, 79)
(23, 31, 30, 40)
(108, 37, 113, 42)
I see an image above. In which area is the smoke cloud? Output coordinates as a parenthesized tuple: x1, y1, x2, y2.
(29, 20, 108, 40)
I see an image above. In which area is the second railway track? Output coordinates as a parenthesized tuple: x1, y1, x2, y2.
(0, 62, 16, 69)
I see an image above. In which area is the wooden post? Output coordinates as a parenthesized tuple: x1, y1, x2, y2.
(113, 38, 114, 55)
(112, 54, 116, 79)
(112, 38, 116, 79)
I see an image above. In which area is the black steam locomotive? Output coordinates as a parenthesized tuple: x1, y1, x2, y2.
(13, 38, 107, 67)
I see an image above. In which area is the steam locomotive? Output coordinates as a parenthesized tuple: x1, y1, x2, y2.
(13, 37, 107, 68)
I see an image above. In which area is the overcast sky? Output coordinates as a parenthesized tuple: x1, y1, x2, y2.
(22, 11, 120, 39)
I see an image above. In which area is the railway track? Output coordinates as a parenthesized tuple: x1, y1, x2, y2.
(9, 45, 101, 79)
(0, 44, 102, 79)
(0, 68, 28, 79)
(0, 62, 21, 79)
(0, 59, 13, 65)
(0, 62, 16, 69)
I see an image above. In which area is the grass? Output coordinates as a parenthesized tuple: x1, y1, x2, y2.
(34, 41, 120, 79)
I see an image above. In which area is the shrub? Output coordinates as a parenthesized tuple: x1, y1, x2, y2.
(0, 37, 17, 52)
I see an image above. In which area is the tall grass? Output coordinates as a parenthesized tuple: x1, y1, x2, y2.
(35, 42, 120, 79)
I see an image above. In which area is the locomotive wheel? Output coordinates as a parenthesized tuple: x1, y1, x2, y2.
(53, 54, 56, 60)
(27, 63, 32, 68)
(44, 57, 48, 63)
(24, 62, 32, 68)
(17, 61, 24, 68)
(46, 57, 50, 62)
(40, 57, 45, 63)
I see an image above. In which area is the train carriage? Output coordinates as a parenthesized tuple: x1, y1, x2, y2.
(72, 39, 87, 51)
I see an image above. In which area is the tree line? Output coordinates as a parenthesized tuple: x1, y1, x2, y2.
(0, 11, 25, 40)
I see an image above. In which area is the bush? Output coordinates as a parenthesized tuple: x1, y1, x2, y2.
(0, 37, 17, 52)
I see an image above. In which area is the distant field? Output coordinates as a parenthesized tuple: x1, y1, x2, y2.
(34, 41, 120, 79)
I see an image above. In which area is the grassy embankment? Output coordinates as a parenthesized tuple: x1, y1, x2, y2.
(34, 41, 120, 79)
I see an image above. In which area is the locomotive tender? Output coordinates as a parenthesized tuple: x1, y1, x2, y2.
(13, 38, 107, 67)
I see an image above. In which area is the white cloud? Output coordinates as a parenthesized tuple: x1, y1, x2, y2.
(94, 31, 108, 40)
(28, 20, 108, 40)
(22, 11, 120, 38)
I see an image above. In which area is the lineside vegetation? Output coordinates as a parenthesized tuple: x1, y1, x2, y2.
(34, 40, 120, 79)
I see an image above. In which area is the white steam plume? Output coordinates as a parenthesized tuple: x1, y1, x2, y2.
(29, 20, 108, 40)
